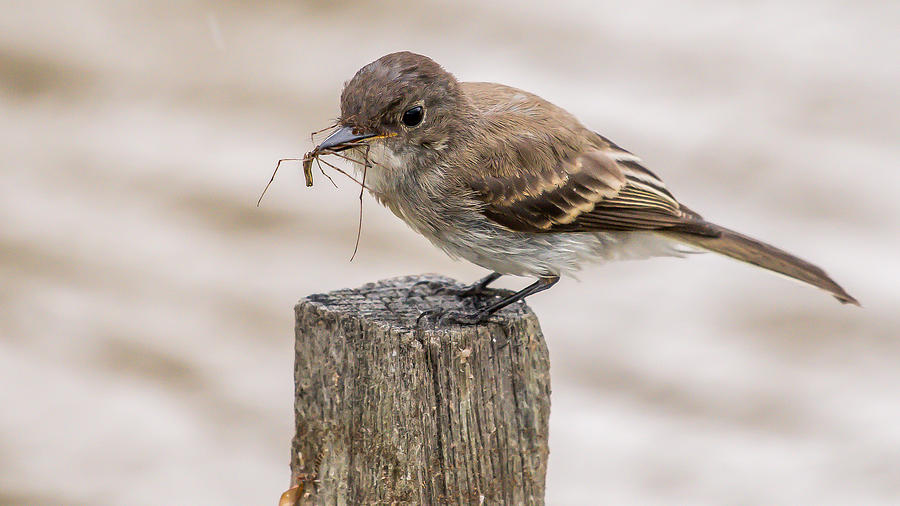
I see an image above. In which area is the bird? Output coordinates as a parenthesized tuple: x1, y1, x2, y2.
(307, 51, 857, 324)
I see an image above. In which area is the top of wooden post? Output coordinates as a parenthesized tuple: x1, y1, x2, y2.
(299, 273, 538, 332)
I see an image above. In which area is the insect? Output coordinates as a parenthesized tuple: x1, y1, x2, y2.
(301, 152, 315, 187)
(257, 125, 376, 260)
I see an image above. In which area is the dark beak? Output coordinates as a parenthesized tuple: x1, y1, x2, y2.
(313, 126, 376, 154)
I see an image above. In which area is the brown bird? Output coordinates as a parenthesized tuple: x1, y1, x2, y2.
(310, 51, 858, 324)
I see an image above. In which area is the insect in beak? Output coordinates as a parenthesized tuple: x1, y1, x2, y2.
(301, 126, 384, 186)
(258, 125, 394, 262)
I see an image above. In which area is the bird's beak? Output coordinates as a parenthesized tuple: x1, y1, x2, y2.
(313, 126, 377, 154)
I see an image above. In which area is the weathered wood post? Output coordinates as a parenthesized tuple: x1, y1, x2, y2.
(285, 274, 551, 505)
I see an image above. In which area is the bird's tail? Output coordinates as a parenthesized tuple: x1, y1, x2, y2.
(661, 222, 859, 305)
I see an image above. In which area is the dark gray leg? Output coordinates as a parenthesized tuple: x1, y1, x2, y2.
(458, 272, 503, 297)
(469, 276, 559, 321)
(407, 272, 503, 300)
(418, 275, 559, 326)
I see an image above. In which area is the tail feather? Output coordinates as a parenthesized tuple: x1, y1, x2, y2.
(662, 223, 859, 305)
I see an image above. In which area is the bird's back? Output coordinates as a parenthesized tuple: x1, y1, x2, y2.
(460, 82, 604, 178)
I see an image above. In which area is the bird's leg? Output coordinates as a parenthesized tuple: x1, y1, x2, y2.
(468, 275, 558, 320)
(420, 276, 559, 326)
(406, 272, 502, 300)
(457, 272, 503, 298)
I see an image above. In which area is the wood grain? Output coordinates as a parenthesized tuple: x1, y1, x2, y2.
(290, 275, 551, 504)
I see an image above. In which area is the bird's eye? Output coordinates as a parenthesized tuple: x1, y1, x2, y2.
(401, 105, 424, 127)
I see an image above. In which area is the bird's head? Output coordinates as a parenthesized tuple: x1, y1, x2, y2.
(313, 52, 472, 162)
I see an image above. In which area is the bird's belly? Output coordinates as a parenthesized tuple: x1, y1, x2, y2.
(427, 221, 690, 278)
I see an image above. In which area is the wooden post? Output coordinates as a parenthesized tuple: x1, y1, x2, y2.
(286, 274, 551, 505)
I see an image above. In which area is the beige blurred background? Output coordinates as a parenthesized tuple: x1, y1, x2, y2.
(1, 1, 898, 504)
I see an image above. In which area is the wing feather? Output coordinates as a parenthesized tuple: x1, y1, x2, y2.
(470, 146, 716, 236)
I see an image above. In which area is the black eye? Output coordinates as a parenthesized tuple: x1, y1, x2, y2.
(401, 105, 424, 127)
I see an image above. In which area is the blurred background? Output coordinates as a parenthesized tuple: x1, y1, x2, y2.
(1, 1, 898, 504)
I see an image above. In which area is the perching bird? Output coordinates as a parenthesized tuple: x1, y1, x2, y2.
(308, 51, 857, 323)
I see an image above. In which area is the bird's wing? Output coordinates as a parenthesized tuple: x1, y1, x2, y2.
(469, 142, 718, 236)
